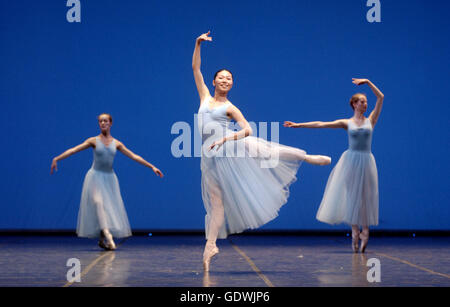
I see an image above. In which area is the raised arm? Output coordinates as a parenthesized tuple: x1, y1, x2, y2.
(352, 78, 384, 127)
(192, 31, 212, 103)
(284, 119, 348, 129)
(50, 137, 95, 174)
(116, 141, 163, 177)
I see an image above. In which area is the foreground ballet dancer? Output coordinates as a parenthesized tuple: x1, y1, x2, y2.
(51, 113, 163, 250)
(193, 31, 331, 271)
(284, 78, 384, 253)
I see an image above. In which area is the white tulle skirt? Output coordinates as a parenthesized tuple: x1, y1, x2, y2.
(201, 134, 305, 239)
(316, 149, 379, 226)
(77, 168, 132, 238)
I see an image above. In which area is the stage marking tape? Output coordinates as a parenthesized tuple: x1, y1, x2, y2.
(63, 252, 112, 287)
(229, 240, 275, 287)
(375, 252, 450, 280)
(63, 238, 128, 287)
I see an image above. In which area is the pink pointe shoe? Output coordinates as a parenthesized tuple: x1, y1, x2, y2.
(359, 232, 369, 253)
(318, 155, 332, 166)
(307, 155, 332, 166)
(203, 243, 219, 272)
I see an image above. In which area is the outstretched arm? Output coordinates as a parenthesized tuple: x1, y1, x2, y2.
(116, 141, 163, 178)
(50, 137, 95, 174)
(284, 119, 348, 129)
(192, 31, 212, 103)
(352, 78, 384, 127)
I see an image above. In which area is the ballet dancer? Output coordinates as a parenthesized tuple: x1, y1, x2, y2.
(193, 31, 331, 271)
(51, 113, 163, 250)
(284, 78, 384, 253)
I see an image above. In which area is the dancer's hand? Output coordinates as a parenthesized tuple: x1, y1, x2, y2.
(283, 121, 300, 128)
(50, 159, 58, 174)
(354, 78, 384, 128)
(196, 31, 212, 44)
(352, 78, 369, 85)
(152, 167, 164, 178)
(208, 138, 225, 151)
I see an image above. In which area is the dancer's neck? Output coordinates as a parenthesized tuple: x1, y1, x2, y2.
(213, 91, 228, 103)
(100, 131, 112, 138)
(353, 111, 365, 121)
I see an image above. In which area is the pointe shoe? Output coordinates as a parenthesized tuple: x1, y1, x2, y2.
(359, 232, 369, 253)
(102, 230, 116, 251)
(307, 155, 331, 166)
(319, 156, 332, 166)
(352, 233, 360, 253)
(203, 245, 219, 272)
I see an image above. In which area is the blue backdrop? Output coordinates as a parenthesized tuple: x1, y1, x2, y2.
(1, 0, 449, 231)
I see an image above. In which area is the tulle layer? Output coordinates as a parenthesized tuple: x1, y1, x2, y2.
(316, 150, 379, 226)
(201, 135, 305, 239)
(77, 168, 132, 238)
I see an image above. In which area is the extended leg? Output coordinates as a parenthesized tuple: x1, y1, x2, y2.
(276, 145, 331, 166)
(303, 154, 331, 166)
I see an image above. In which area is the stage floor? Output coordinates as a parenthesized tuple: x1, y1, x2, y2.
(0, 234, 449, 287)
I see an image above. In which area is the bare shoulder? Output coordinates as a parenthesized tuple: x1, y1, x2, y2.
(339, 118, 350, 129)
(226, 101, 240, 113)
(85, 137, 97, 146)
(114, 139, 124, 149)
(226, 102, 240, 116)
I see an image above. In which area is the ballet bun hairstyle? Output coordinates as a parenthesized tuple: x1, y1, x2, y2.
(214, 69, 233, 81)
(98, 113, 113, 123)
(349, 93, 367, 110)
